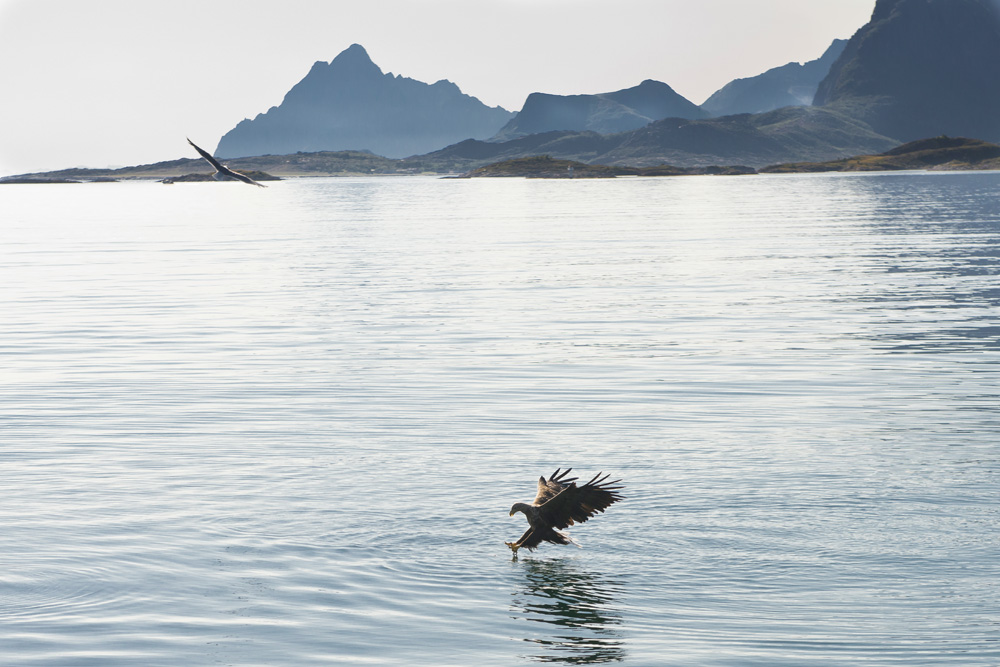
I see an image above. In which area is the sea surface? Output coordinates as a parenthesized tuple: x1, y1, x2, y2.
(2, 173, 999, 666)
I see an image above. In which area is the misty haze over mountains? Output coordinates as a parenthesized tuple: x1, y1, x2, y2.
(701, 39, 847, 117)
(208, 0, 1000, 168)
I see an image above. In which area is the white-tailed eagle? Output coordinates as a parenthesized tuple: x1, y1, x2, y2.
(187, 138, 266, 187)
(507, 468, 623, 555)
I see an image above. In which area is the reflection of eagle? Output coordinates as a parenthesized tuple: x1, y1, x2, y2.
(187, 138, 266, 187)
(506, 469, 623, 555)
(513, 558, 626, 663)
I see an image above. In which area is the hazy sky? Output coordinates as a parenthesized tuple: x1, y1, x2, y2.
(0, 0, 875, 175)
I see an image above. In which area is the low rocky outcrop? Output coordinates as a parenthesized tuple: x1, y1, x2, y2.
(761, 136, 1000, 172)
(455, 155, 754, 178)
(0, 176, 83, 184)
(160, 170, 280, 184)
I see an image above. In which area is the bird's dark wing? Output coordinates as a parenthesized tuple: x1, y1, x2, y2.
(187, 138, 266, 187)
(532, 468, 579, 505)
(227, 169, 267, 187)
(187, 138, 225, 172)
(538, 472, 624, 530)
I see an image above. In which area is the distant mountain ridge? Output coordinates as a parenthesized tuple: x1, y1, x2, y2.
(814, 0, 1000, 142)
(13, 135, 1000, 183)
(26, 0, 1000, 176)
(213, 0, 1000, 168)
(421, 106, 897, 171)
(702, 40, 847, 117)
(490, 80, 705, 141)
(215, 44, 513, 159)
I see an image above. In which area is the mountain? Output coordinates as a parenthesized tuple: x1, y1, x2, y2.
(420, 106, 897, 171)
(701, 40, 847, 117)
(490, 80, 706, 141)
(214, 44, 514, 159)
(597, 106, 896, 167)
(814, 0, 1000, 142)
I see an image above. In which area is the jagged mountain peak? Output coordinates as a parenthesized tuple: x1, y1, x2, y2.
(335, 43, 373, 61)
(214, 44, 513, 159)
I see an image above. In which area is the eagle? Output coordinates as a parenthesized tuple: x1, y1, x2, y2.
(187, 138, 266, 187)
(506, 468, 623, 555)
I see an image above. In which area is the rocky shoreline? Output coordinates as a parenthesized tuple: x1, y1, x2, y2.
(5, 137, 1000, 184)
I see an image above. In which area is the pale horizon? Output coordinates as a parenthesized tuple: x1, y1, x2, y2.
(0, 0, 875, 176)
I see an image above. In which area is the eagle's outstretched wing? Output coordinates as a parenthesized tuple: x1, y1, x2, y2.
(187, 138, 266, 188)
(538, 472, 624, 530)
(226, 169, 267, 187)
(187, 137, 224, 172)
(532, 467, 579, 506)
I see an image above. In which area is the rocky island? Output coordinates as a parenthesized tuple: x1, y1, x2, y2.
(160, 170, 281, 184)
(455, 155, 754, 179)
(761, 137, 1000, 173)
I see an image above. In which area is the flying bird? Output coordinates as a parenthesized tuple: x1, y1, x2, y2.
(187, 138, 266, 187)
(506, 468, 623, 556)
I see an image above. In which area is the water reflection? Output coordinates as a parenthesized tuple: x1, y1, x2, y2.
(510, 558, 626, 664)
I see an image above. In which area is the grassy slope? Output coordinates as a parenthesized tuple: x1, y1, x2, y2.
(455, 155, 752, 178)
(761, 136, 1000, 173)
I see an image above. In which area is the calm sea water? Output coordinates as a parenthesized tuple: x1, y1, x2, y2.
(1, 173, 999, 666)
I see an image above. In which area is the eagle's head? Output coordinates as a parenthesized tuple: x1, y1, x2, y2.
(509, 502, 530, 517)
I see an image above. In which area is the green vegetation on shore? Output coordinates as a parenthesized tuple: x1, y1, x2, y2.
(454, 155, 754, 178)
(456, 156, 632, 178)
(761, 137, 1000, 173)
